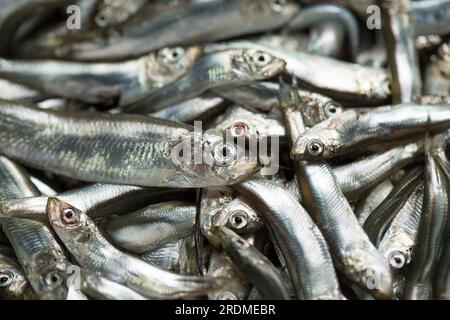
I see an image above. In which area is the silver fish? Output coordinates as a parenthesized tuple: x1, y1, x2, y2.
(106, 201, 196, 254)
(404, 135, 449, 300)
(292, 104, 450, 161)
(0, 100, 258, 188)
(234, 179, 343, 300)
(80, 270, 147, 300)
(0, 46, 200, 107)
(215, 226, 290, 300)
(46, 197, 226, 299)
(121, 49, 286, 113)
(205, 41, 391, 104)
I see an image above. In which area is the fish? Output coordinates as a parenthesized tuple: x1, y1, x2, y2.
(0, 79, 47, 103)
(150, 94, 226, 124)
(333, 142, 423, 200)
(404, 134, 449, 300)
(206, 250, 251, 300)
(0, 156, 72, 300)
(46, 197, 226, 299)
(43, 0, 300, 61)
(105, 201, 196, 254)
(213, 106, 285, 142)
(0, 100, 258, 188)
(204, 41, 391, 104)
(380, 0, 422, 104)
(0, 0, 73, 54)
(141, 241, 181, 272)
(356, 179, 394, 225)
(291, 104, 450, 161)
(120, 49, 286, 113)
(279, 82, 392, 299)
(363, 167, 423, 246)
(94, 0, 148, 28)
(80, 270, 147, 300)
(0, 245, 32, 300)
(286, 4, 359, 60)
(378, 184, 424, 298)
(214, 226, 290, 300)
(234, 179, 343, 300)
(0, 46, 200, 107)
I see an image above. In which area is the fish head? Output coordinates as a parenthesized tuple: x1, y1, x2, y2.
(291, 128, 341, 160)
(149, 46, 202, 83)
(0, 262, 29, 299)
(46, 198, 93, 245)
(29, 250, 69, 300)
(172, 131, 259, 187)
(231, 49, 285, 80)
(360, 262, 394, 300)
(215, 197, 264, 234)
(297, 91, 343, 126)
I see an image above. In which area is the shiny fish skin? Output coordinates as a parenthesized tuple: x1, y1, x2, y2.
(295, 160, 393, 299)
(234, 180, 342, 300)
(46, 198, 226, 299)
(0, 100, 257, 188)
(106, 201, 196, 254)
(205, 41, 391, 104)
(412, 0, 450, 36)
(287, 4, 359, 60)
(0, 0, 73, 54)
(356, 179, 394, 225)
(292, 104, 450, 161)
(379, 184, 424, 271)
(150, 94, 226, 124)
(363, 167, 423, 246)
(381, 0, 422, 104)
(0, 246, 31, 300)
(333, 142, 423, 200)
(206, 250, 251, 300)
(404, 136, 449, 300)
(0, 79, 46, 103)
(80, 270, 147, 300)
(45, 0, 300, 61)
(307, 21, 345, 59)
(141, 241, 181, 273)
(215, 227, 290, 300)
(121, 49, 286, 113)
(0, 184, 194, 220)
(378, 184, 423, 298)
(0, 47, 200, 107)
(0, 157, 70, 300)
(434, 151, 450, 300)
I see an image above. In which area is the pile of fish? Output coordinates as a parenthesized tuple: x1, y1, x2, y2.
(0, 0, 449, 300)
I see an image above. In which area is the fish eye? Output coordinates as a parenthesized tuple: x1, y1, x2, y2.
(252, 52, 272, 67)
(0, 271, 14, 287)
(388, 251, 406, 269)
(217, 291, 239, 300)
(95, 11, 111, 27)
(307, 139, 324, 157)
(272, 0, 288, 11)
(61, 208, 79, 225)
(324, 103, 342, 118)
(228, 210, 248, 230)
(159, 47, 185, 64)
(230, 122, 249, 137)
(44, 270, 64, 288)
(213, 143, 237, 165)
